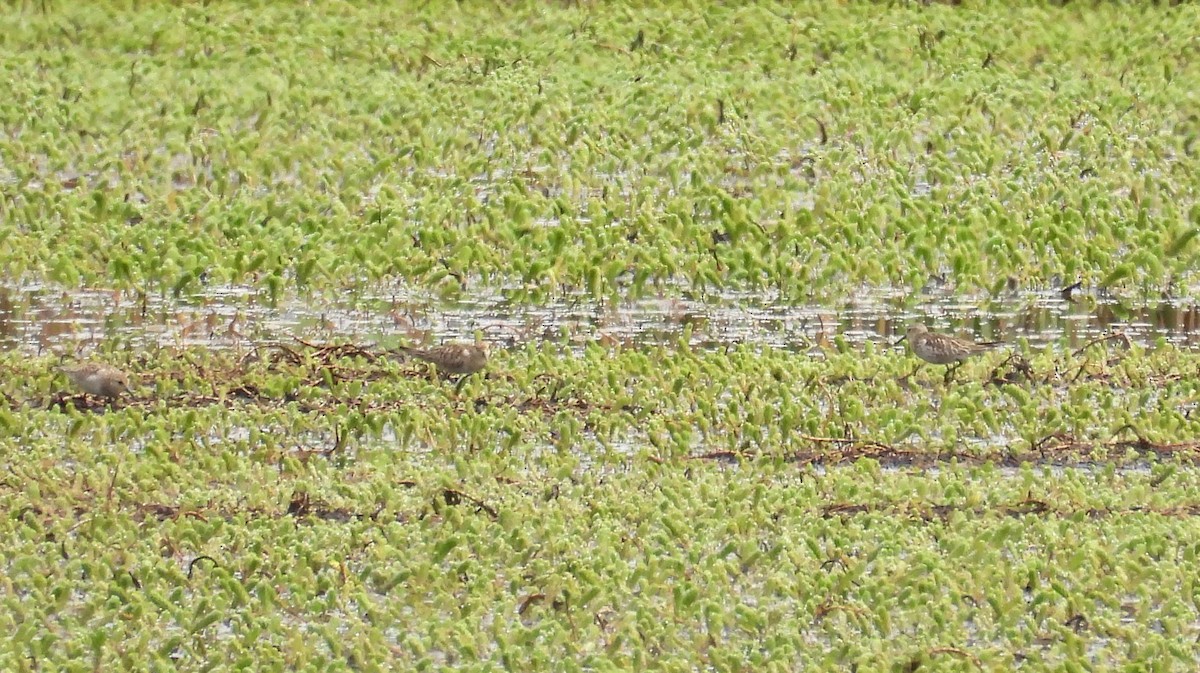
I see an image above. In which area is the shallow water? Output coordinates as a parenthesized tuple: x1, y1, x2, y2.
(3, 280, 1199, 356)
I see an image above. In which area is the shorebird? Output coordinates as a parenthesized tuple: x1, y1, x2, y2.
(59, 363, 131, 400)
(895, 324, 1000, 383)
(393, 342, 490, 392)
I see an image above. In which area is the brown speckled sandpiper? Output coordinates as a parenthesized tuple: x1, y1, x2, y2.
(896, 324, 999, 382)
(394, 342, 490, 392)
(59, 363, 131, 399)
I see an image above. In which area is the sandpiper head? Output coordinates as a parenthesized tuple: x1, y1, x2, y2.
(110, 372, 131, 395)
(895, 323, 929, 345)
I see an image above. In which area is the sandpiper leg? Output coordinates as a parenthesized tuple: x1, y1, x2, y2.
(943, 362, 961, 384)
(907, 363, 924, 381)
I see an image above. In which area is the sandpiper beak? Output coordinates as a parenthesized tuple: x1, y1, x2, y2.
(893, 334, 908, 346)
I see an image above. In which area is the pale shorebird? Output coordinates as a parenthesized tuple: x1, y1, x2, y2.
(393, 342, 490, 392)
(58, 363, 131, 400)
(895, 324, 1000, 382)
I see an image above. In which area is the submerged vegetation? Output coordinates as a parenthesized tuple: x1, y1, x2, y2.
(3, 1, 1200, 670)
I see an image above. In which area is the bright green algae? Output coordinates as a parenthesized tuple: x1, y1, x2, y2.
(1, 2, 1199, 301)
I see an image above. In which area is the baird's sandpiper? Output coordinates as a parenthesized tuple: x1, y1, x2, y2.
(394, 342, 490, 392)
(59, 363, 131, 399)
(896, 324, 999, 382)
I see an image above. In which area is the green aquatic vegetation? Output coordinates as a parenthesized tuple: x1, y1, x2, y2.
(3, 3, 1200, 301)
(6, 1, 1200, 669)
(6, 335, 1200, 466)
(13, 440, 1200, 671)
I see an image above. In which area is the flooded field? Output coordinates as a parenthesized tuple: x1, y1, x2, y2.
(5, 281, 1200, 355)
(5, 1, 1200, 671)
